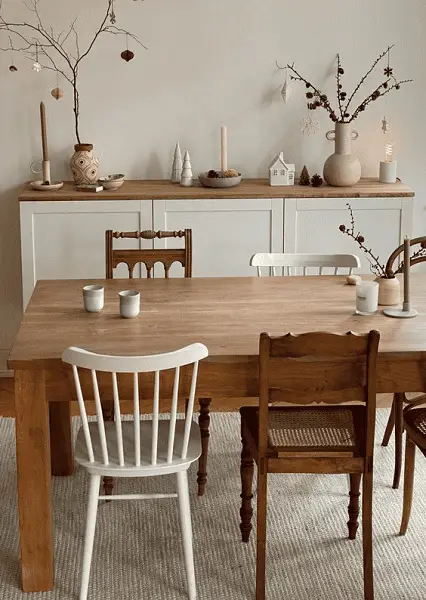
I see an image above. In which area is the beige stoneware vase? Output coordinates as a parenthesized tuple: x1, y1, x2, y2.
(375, 276, 401, 306)
(323, 122, 361, 187)
(70, 143, 100, 185)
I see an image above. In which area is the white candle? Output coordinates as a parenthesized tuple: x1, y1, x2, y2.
(403, 236, 410, 307)
(379, 160, 397, 183)
(355, 281, 379, 315)
(221, 125, 227, 173)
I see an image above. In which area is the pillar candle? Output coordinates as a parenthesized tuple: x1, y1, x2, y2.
(40, 102, 49, 161)
(221, 125, 227, 173)
(403, 236, 410, 305)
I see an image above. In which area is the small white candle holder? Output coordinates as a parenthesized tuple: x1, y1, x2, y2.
(355, 281, 379, 316)
(379, 160, 397, 183)
(382, 303, 418, 318)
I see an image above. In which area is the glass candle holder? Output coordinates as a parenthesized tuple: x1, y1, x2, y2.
(355, 281, 379, 316)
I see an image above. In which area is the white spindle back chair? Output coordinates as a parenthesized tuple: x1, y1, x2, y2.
(250, 253, 360, 277)
(62, 342, 208, 600)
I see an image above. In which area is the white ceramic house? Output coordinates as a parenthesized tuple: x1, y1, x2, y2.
(269, 153, 295, 186)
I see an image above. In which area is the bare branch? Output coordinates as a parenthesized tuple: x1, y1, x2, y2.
(103, 25, 147, 49)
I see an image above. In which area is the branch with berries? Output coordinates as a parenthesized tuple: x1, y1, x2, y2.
(277, 46, 412, 124)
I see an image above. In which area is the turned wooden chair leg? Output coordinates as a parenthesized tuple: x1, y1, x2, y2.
(348, 473, 361, 540)
(240, 420, 254, 543)
(197, 398, 211, 496)
(362, 469, 374, 600)
(381, 396, 396, 447)
(400, 434, 416, 536)
(393, 393, 405, 490)
(101, 401, 115, 498)
(255, 470, 268, 600)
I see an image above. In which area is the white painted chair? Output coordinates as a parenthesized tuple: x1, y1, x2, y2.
(62, 342, 209, 600)
(250, 253, 360, 277)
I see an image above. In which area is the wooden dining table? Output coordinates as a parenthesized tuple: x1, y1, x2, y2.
(8, 274, 426, 592)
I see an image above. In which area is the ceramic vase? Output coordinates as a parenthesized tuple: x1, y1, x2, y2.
(70, 144, 100, 185)
(323, 122, 361, 187)
(374, 276, 401, 306)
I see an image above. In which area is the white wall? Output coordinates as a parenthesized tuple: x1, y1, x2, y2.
(0, 0, 425, 354)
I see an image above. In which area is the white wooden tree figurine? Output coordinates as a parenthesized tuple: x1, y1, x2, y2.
(180, 151, 193, 187)
(171, 142, 183, 183)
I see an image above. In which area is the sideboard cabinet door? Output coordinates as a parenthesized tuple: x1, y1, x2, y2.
(284, 197, 413, 274)
(20, 200, 152, 309)
(153, 199, 284, 277)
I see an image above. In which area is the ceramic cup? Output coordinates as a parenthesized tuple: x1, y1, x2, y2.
(83, 285, 104, 313)
(355, 281, 379, 316)
(119, 290, 140, 318)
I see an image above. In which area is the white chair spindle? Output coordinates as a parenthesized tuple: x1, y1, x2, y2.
(72, 365, 95, 463)
(334, 266, 338, 275)
(167, 366, 180, 464)
(257, 266, 262, 277)
(272, 266, 277, 276)
(91, 370, 109, 465)
(182, 361, 199, 460)
(303, 266, 307, 276)
(112, 372, 125, 467)
(250, 253, 360, 279)
(319, 266, 324, 276)
(288, 267, 292, 276)
(152, 370, 160, 465)
(349, 267, 353, 275)
(133, 372, 141, 467)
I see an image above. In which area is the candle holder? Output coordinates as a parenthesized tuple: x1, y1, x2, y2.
(383, 304, 418, 318)
(383, 237, 418, 318)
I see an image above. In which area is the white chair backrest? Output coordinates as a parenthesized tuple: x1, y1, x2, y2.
(62, 343, 208, 468)
(250, 253, 360, 277)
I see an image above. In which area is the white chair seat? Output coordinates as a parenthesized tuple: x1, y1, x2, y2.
(76, 420, 202, 477)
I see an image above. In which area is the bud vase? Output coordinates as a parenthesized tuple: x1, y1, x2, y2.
(70, 144, 100, 185)
(323, 122, 361, 187)
(374, 276, 401, 306)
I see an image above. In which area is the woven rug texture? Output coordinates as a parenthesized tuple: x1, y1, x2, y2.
(0, 411, 424, 600)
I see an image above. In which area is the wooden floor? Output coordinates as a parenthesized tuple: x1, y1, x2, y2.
(0, 376, 393, 418)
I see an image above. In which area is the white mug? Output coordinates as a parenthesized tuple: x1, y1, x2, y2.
(119, 290, 140, 318)
(355, 281, 379, 316)
(83, 285, 104, 313)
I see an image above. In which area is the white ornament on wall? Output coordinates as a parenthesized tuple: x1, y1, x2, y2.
(171, 142, 183, 183)
(280, 68, 292, 104)
(300, 114, 320, 136)
(180, 150, 193, 187)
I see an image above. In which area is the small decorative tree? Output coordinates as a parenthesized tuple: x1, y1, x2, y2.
(299, 165, 310, 185)
(0, 0, 146, 143)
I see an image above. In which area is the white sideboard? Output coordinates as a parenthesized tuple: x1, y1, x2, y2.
(19, 179, 414, 309)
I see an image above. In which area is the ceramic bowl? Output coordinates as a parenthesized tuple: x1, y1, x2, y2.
(198, 172, 242, 188)
(98, 174, 125, 190)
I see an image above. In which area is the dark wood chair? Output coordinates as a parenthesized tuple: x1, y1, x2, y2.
(399, 403, 426, 535)
(105, 229, 192, 279)
(239, 330, 380, 600)
(381, 237, 426, 489)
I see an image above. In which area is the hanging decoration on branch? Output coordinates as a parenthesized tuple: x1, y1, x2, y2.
(51, 72, 64, 100)
(121, 35, 134, 62)
(7, 36, 17, 71)
(0, 0, 147, 144)
(280, 67, 291, 104)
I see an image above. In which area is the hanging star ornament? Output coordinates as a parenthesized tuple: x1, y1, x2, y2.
(300, 114, 320, 136)
(33, 61, 42, 72)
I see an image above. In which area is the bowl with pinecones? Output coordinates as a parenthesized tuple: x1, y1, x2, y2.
(199, 169, 242, 188)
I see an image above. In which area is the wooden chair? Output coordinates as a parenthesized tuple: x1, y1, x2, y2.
(399, 403, 426, 535)
(105, 229, 192, 278)
(250, 253, 360, 277)
(239, 330, 380, 600)
(380, 236, 426, 489)
(62, 342, 208, 600)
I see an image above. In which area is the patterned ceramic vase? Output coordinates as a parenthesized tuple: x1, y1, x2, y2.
(70, 144, 100, 185)
(323, 122, 361, 187)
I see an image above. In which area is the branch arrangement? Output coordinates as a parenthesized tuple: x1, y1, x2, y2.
(278, 46, 413, 123)
(0, 0, 146, 143)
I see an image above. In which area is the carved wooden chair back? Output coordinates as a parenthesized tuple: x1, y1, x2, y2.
(250, 253, 360, 277)
(105, 229, 192, 279)
(385, 236, 426, 277)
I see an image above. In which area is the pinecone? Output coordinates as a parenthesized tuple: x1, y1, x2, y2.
(299, 165, 310, 186)
(311, 173, 323, 187)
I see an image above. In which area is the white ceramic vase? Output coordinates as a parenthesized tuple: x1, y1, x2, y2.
(323, 122, 361, 187)
(374, 276, 401, 306)
(70, 144, 100, 185)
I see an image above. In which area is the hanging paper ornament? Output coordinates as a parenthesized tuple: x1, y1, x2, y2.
(33, 43, 42, 72)
(280, 68, 292, 104)
(51, 87, 64, 100)
(300, 114, 320, 136)
(121, 49, 134, 62)
(8, 38, 17, 72)
(381, 116, 390, 134)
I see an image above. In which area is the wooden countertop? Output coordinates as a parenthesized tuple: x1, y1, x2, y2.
(18, 178, 414, 202)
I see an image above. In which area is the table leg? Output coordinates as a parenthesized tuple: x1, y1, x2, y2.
(15, 369, 53, 592)
(197, 398, 211, 496)
(49, 402, 74, 476)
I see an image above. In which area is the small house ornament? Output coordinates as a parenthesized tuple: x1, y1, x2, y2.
(269, 152, 295, 186)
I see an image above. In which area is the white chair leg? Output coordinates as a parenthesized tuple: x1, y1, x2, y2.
(80, 475, 101, 600)
(177, 470, 196, 600)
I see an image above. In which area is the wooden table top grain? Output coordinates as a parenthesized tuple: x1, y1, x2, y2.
(18, 178, 414, 202)
(8, 275, 426, 369)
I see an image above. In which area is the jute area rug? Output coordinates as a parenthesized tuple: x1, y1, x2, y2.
(0, 411, 424, 600)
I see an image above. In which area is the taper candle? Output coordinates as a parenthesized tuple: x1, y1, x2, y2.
(40, 102, 49, 161)
(221, 125, 227, 173)
(403, 236, 410, 306)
